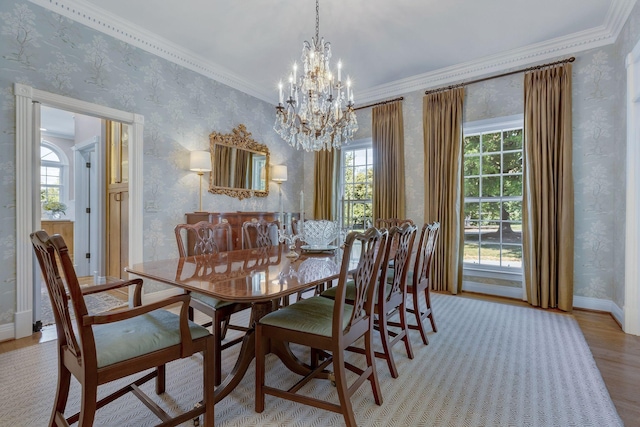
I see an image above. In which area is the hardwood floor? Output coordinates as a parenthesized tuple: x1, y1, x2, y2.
(2, 292, 639, 425)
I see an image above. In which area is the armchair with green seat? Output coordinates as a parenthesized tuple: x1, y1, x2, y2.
(30, 230, 214, 427)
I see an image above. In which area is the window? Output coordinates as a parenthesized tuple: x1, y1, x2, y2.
(463, 116, 523, 270)
(41, 142, 66, 206)
(339, 141, 374, 232)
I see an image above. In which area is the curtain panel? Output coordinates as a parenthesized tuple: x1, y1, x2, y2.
(313, 149, 335, 220)
(523, 63, 574, 311)
(423, 88, 465, 294)
(372, 101, 406, 221)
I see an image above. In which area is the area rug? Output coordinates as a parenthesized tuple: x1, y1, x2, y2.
(40, 287, 126, 326)
(0, 293, 622, 426)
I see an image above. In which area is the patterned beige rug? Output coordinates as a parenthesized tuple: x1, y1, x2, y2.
(0, 293, 622, 426)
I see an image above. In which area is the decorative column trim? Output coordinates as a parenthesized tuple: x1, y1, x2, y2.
(14, 83, 35, 338)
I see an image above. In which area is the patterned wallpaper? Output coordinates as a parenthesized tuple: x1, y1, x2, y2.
(0, 0, 304, 324)
(0, 0, 637, 325)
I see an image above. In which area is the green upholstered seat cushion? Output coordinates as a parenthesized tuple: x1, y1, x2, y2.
(191, 291, 234, 309)
(258, 296, 353, 337)
(93, 309, 210, 368)
(320, 279, 355, 300)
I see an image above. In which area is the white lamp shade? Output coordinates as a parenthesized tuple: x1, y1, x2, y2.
(272, 165, 288, 182)
(190, 151, 211, 172)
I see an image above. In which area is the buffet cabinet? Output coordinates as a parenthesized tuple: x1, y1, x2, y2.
(184, 211, 298, 252)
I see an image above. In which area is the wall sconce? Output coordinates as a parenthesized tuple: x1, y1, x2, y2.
(190, 150, 211, 212)
(272, 165, 288, 228)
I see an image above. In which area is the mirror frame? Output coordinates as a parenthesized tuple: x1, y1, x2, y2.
(208, 124, 269, 200)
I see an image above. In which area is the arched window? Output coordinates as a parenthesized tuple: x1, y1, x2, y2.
(40, 141, 68, 208)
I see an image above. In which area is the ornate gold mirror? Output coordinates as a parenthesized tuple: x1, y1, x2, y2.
(209, 124, 269, 200)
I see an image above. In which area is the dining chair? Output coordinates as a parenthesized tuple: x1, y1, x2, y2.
(255, 227, 388, 427)
(30, 230, 214, 427)
(242, 218, 280, 249)
(175, 220, 251, 386)
(322, 223, 418, 378)
(388, 221, 440, 345)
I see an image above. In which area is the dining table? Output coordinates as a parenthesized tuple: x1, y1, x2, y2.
(124, 244, 348, 403)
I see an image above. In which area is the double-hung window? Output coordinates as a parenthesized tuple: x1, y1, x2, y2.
(463, 115, 523, 273)
(339, 140, 374, 232)
(41, 142, 66, 206)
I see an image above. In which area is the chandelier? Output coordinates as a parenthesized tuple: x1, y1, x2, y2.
(274, 0, 358, 152)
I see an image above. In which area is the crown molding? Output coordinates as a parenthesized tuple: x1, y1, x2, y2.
(30, 0, 637, 106)
(358, 0, 636, 103)
(28, 0, 275, 103)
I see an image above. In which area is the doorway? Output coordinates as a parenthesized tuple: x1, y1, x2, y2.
(14, 83, 144, 339)
(36, 107, 130, 328)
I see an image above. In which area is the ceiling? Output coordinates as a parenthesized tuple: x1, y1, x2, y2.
(41, 106, 75, 139)
(36, 0, 636, 104)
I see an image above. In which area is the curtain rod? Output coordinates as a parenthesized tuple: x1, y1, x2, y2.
(354, 96, 404, 111)
(424, 57, 575, 96)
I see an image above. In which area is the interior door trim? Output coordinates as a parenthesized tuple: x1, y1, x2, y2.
(13, 83, 144, 339)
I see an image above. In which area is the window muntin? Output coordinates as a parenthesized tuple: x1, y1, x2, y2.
(40, 143, 66, 206)
(463, 117, 523, 270)
(340, 142, 373, 232)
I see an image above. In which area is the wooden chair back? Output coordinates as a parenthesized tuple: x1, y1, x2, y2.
(375, 218, 415, 229)
(31, 231, 86, 353)
(414, 222, 441, 288)
(242, 218, 280, 249)
(338, 228, 388, 334)
(175, 220, 233, 257)
(383, 223, 418, 303)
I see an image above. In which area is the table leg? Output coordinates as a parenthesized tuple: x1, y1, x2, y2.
(212, 301, 271, 402)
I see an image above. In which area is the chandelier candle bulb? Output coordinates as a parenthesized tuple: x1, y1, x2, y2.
(278, 82, 283, 104)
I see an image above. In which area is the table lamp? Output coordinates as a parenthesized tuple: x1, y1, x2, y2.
(272, 165, 288, 228)
(190, 150, 211, 212)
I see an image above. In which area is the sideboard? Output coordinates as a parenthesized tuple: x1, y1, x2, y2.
(184, 211, 299, 252)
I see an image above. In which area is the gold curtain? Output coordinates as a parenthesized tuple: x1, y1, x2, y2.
(234, 149, 251, 189)
(313, 149, 335, 220)
(423, 88, 465, 294)
(214, 145, 232, 188)
(523, 63, 574, 311)
(372, 101, 406, 220)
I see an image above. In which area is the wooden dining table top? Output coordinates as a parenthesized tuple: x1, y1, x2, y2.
(125, 245, 345, 303)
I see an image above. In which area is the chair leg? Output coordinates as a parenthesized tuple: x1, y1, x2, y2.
(255, 326, 266, 413)
(78, 381, 98, 427)
(412, 290, 429, 345)
(377, 310, 399, 378)
(364, 327, 383, 406)
(202, 338, 215, 427)
(156, 364, 166, 394)
(424, 287, 437, 333)
(399, 301, 414, 360)
(332, 347, 358, 427)
(188, 305, 195, 321)
(50, 363, 71, 426)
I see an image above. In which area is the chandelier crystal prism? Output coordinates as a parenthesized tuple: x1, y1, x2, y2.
(274, 0, 358, 152)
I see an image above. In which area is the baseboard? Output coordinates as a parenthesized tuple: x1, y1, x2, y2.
(14, 310, 32, 339)
(0, 323, 15, 342)
(462, 281, 524, 300)
(464, 281, 623, 320)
